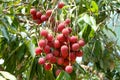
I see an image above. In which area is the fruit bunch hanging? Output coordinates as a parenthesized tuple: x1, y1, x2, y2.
(31, 2, 85, 76)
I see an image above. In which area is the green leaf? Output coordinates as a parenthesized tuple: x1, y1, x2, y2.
(27, 58, 36, 80)
(64, 71, 71, 80)
(5, 16, 13, 25)
(90, 1, 98, 13)
(83, 14, 97, 31)
(0, 71, 16, 80)
(26, 40, 35, 58)
(0, 26, 9, 42)
(56, 71, 65, 80)
(74, 63, 86, 74)
(16, 43, 25, 62)
(45, 70, 55, 80)
(56, 71, 71, 80)
(81, 25, 91, 42)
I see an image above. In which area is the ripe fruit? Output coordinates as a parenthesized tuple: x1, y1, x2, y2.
(32, 6, 85, 74)
(36, 19, 42, 24)
(36, 11, 42, 18)
(44, 45, 51, 54)
(61, 51, 68, 59)
(46, 10, 52, 17)
(69, 52, 76, 62)
(53, 50, 59, 57)
(57, 23, 65, 32)
(69, 36, 78, 43)
(40, 30, 48, 37)
(30, 8, 37, 15)
(63, 59, 69, 66)
(61, 45, 68, 54)
(68, 27, 72, 34)
(65, 18, 70, 25)
(58, 2, 65, 9)
(46, 53, 53, 60)
(65, 65, 73, 73)
(41, 15, 47, 21)
(78, 39, 85, 47)
(54, 40, 60, 48)
(44, 63, 51, 70)
(47, 34, 53, 41)
(56, 69, 61, 76)
(38, 40, 46, 48)
(32, 15, 37, 20)
(57, 34, 65, 42)
(57, 57, 64, 65)
(38, 57, 46, 65)
(50, 56, 57, 63)
(35, 47, 42, 55)
(47, 41, 53, 47)
(62, 28, 69, 36)
(76, 50, 83, 57)
(72, 43, 80, 51)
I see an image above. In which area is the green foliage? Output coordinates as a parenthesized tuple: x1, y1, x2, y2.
(0, 0, 120, 80)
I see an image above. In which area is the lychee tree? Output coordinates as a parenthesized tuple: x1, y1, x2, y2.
(0, 0, 120, 80)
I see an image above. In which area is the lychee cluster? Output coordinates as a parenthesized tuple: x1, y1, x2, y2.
(30, 2, 65, 24)
(30, 8, 52, 24)
(35, 22, 85, 75)
(34, 2, 85, 76)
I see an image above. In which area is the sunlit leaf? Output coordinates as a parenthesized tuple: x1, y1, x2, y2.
(0, 71, 16, 80)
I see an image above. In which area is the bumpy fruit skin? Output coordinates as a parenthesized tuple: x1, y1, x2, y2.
(69, 36, 78, 43)
(72, 43, 80, 51)
(63, 59, 69, 66)
(61, 45, 68, 54)
(55, 69, 61, 76)
(61, 51, 68, 59)
(36, 11, 42, 18)
(65, 18, 70, 25)
(36, 19, 42, 24)
(30, 8, 37, 15)
(47, 34, 53, 41)
(44, 45, 51, 54)
(32, 15, 37, 20)
(65, 65, 73, 73)
(38, 57, 46, 65)
(46, 10, 52, 17)
(44, 63, 51, 70)
(35, 47, 42, 55)
(53, 50, 59, 57)
(78, 39, 85, 47)
(57, 57, 64, 65)
(40, 30, 48, 37)
(76, 50, 83, 57)
(62, 28, 69, 36)
(38, 40, 46, 48)
(46, 53, 53, 60)
(69, 52, 76, 62)
(57, 34, 65, 42)
(57, 23, 65, 32)
(47, 41, 54, 47)
(58, 2, 65, 9)
(54, 40, 60, 48)
(50, 56, 57, 63)
(41, 15, 47, 21)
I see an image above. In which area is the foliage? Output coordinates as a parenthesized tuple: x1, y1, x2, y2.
(0, 0, 120, 80)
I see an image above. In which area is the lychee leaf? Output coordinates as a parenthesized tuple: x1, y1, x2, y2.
(26, 40, 35, 58)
